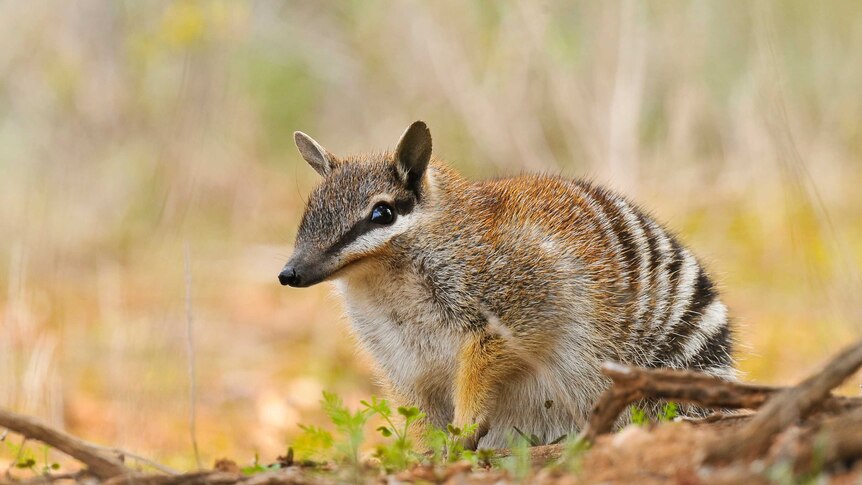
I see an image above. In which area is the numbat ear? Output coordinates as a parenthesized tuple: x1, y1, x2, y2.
(294, 131, 339, 176)
(394, 121, 432, 192)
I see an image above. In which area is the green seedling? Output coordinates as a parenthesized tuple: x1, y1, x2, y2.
(425, 422, 482, 464)
(294, 392, 433, 474)
(512, 426, 567, 447)
(629, 402, 679, 426)
(291, 391, 372, 469)
(5, 439, 34, 475)
(512, 426, 542, 447)
(320, 391, 371, 466)
(292, 424, 334, 463)
(40, 445, 61, 474)
(3, 440, 58, 476)
(291, 392, 444, 480)
(240, 452, 282, 475)
(360, 396, 425, 472)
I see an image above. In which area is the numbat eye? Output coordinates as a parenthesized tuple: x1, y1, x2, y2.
(370, 203, 395, 225)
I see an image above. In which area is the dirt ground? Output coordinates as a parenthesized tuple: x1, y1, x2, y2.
(74, 416, 858, 484)
(5, 346, 862, 484)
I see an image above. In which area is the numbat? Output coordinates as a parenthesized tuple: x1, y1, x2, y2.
(279, 121, 735, 449)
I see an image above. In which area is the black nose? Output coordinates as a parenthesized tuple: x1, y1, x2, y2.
(278, 267, 301, 287)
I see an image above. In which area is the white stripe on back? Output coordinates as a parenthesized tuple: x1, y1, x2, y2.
(644, 220, 673, 357)
(574, 185, 628, 289)
(680, 299, 727, 362)
(657, 248, 699, 347)
(614, 199, 652, 335)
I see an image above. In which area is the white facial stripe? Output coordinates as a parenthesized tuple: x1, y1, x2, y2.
(340, 213, 417, 257)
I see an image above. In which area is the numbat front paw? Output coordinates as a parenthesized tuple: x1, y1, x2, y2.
(450, 421, 490, 451)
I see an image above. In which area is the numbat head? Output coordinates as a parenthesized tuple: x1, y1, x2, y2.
(279, 121, 735, 449)
(280, 121, 431, 288)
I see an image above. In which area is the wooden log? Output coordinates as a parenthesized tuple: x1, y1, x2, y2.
(580, 361, 862, 441)
(583, 363, 779, 440)
(0, 407, 130, 480)
(704, 339, 862, 463)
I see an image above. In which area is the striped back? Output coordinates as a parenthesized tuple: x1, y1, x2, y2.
(571, 180, 734, 378)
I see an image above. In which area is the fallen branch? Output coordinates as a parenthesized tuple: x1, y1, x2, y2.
(0, 407, 130, 479)
(704, 339, 862, 463)
(582, 363, 779, 440)
(796, 406, 862, 471)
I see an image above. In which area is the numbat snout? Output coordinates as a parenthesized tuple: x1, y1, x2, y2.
(279, 121, 735, 449)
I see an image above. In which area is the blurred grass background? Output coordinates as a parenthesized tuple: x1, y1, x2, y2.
(1, 0, 860, 470)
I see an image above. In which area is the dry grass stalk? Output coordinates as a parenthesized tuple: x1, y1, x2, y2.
(184, 242, 203, 469)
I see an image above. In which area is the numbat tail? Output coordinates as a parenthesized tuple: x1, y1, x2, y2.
(279, 121, 735, 449)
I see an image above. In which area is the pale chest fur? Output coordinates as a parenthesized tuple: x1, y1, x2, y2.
(334, 270, 462, 425)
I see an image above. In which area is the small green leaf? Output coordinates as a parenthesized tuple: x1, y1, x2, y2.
(512, 426, 530, 443)
(397, 406, 419, 418)
(362, 396, 393, 418)
(240, 465, 265, 475)
(377, 426, 393, 437)
(461, 423, 479, 437)
(548, 434, 568, 445)
(446, 424, 461, 436)
(50, 463, 61, 470)
(292, 424, 334, 461)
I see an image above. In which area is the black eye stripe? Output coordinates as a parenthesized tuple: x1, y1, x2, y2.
(324, 197, 416, 255)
